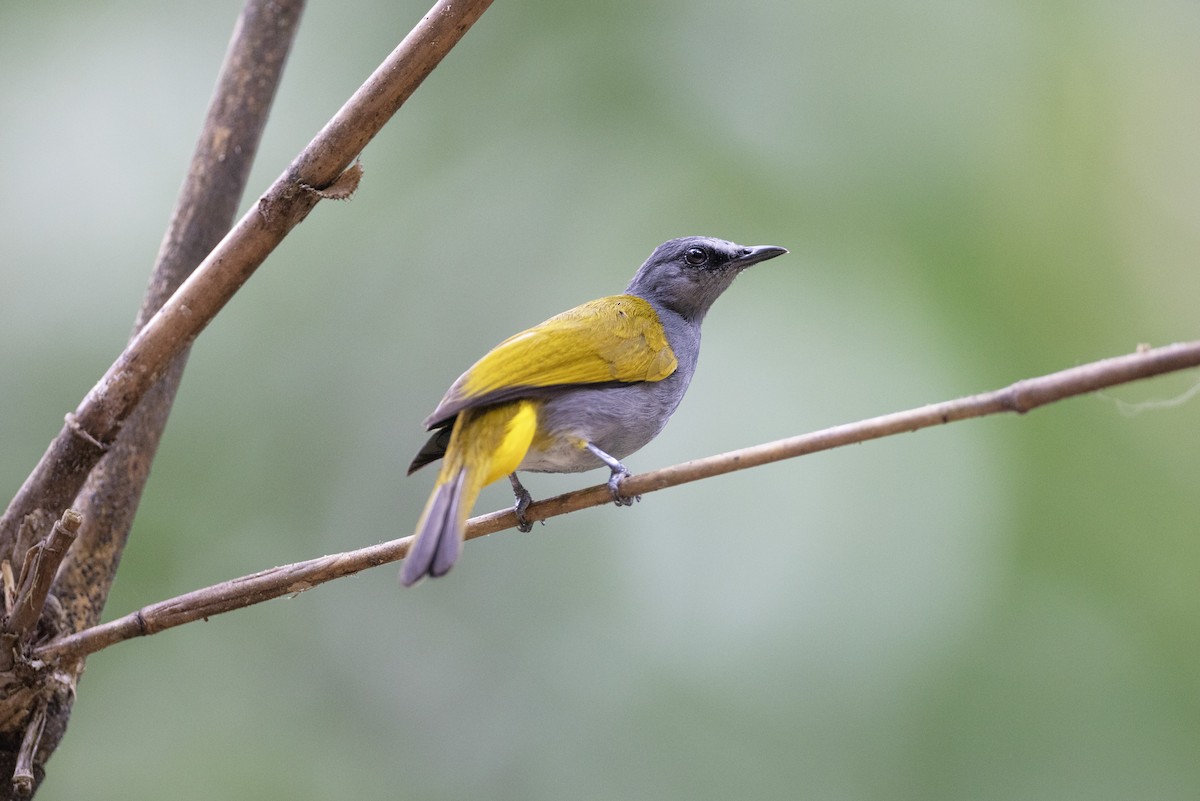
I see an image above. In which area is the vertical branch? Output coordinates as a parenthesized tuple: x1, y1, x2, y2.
(54, 0, 306, 638)
(0, 2, 499, 793)
(3, 509, 80, 642)
(10, 697, 46, 796)
(0, 3, 306, 796)
(0, 0, 498, 791)
(0, 0, 495, 564)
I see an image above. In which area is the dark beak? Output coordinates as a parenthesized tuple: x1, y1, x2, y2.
(731, 245, 788, 270)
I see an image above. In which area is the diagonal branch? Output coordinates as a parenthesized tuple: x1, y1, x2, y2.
(33, 339, 1200, 664)
(49, 0, 305, 643)
(0, 4, 306, 794)
(0, 2, 494, 792)
(0, 0, 496, 562)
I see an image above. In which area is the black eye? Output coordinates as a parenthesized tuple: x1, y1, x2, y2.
(684, 247, 708, 266)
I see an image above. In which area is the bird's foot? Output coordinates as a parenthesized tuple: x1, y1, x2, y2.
(607, 466, 640, 508)
(509, 473, 536, 533)
(585, 442, 640, 508)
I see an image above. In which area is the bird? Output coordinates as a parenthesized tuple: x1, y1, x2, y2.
(400, 235, 787, 586)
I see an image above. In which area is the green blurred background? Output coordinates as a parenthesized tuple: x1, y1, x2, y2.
(3, 0, 1199, 798)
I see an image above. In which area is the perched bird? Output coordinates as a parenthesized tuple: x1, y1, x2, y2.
(401, 236, 787, 586)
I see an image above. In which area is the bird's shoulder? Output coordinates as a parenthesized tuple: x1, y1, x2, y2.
(424, 294, 678, 428)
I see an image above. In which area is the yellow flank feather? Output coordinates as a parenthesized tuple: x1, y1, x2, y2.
(402, 400, 538, 585)
(439, 296, 676, 417)
(437, 400, 539, 489)
(481, 400, 538, 485)
(416, 400, 539, 561)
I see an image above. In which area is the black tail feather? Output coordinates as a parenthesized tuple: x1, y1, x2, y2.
(407, 426, 453, 475)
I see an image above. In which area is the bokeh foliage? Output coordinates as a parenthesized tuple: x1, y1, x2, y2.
(2, 1, 1198, 798)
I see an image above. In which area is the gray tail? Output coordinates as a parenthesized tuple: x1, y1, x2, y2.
(400, 469, 467, 586)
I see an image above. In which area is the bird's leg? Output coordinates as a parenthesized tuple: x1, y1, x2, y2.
(585, 442, 640, 507)
(509, 473, 535, 532)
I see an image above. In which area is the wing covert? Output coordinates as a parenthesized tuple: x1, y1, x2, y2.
(424, 295, 676, 428)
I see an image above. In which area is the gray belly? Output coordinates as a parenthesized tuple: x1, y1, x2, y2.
(517, 376, 689, 473)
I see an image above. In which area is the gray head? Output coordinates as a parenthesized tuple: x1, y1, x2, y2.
(625, 236, 787, 322)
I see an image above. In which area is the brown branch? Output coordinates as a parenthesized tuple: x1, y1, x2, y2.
(2, 510, 80, 643)
(0, 3, 307, 795)
(10, 697, 46, 796)
(52, 0, 305, 644)
(33, 339, 1200, 664)
(0, 0, 496, 565)
(0, 3, 497, 792)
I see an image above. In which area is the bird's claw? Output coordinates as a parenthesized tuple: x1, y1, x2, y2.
(608, 469, 640, 507)
(510, 474, 535, 533)
(513, 488, 534, 532)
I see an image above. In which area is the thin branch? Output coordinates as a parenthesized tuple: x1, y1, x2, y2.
(0, 0, 496, 561)
(10, 697, 46, 796)
(3, 510, 80, 642)
(33, 339, 1200, 664)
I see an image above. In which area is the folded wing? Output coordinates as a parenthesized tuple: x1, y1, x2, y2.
(423, 295, 677, 429)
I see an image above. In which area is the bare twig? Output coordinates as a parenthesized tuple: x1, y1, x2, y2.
(10, 697, 46, 795)
(3, 510, 80, 643)
(0, 564, 13, 620)
(33, 339, 1200, 664)
(0, 0, 496, 564)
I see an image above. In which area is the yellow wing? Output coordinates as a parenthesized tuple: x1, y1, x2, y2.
(424, 295, 677, 428)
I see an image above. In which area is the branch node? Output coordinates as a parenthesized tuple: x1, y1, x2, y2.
(63, 412, 110, 452)
(300, 160, 363, 200)
(1000, 379, 1035, 414)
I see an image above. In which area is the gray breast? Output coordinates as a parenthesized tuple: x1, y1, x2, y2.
(518, 307, 700, 474)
